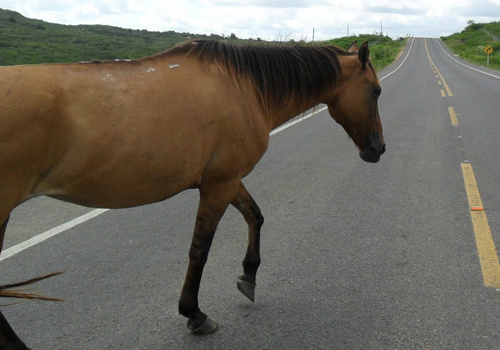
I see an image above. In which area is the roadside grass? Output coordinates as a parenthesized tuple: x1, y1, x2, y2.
(442, 21, 500, 71)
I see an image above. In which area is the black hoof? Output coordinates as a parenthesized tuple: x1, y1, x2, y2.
(237, 276, 256, 302)
(187, 316, 219, 335)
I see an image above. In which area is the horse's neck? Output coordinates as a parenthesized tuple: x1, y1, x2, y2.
(267, 98, 323, 131)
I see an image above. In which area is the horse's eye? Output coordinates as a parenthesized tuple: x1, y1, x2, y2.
(373, 87, 382, 99)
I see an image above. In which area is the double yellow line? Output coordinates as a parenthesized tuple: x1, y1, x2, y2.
(425, 40, 453, 97)
(425, 39, 500, 288)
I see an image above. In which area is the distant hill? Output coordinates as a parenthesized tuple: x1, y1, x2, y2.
(0, 8, 224, 65)
(0, 8, 405, 71)
(442, 21, 499, 70)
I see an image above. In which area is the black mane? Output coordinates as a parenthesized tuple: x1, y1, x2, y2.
(166, 40, 354, 111)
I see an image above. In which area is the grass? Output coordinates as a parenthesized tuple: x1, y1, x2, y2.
(1, 8, 405, 71)
(442, 21, 500, 71)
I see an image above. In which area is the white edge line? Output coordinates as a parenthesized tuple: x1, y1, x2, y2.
(2, 39, 415, 263)
(379, 37, 415, 81)
(0, 209, 109, 262)
(269, 106, 328, 135)
(436, 39, 500, 81)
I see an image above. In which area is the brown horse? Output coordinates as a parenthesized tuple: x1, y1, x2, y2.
(0, 39, 384, 348)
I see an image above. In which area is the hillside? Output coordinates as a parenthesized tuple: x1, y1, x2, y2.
(0, 8, 405, 70)
(442, 21, 500, 70)
(0, 8, 216, 65)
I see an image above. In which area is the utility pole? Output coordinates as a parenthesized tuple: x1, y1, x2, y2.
(347, 24, 349, 37)
(380, 20, 383, 37)
(312, 27, 315, 41)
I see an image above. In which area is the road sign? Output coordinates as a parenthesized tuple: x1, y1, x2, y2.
(484, 45, 494, 68)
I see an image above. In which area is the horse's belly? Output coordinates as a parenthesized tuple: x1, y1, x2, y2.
(37, 157, 203, 209)
(47, 184, 188, 209)
(45, 177, 195, 209)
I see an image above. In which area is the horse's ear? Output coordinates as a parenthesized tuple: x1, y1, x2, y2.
(348, 40, 359, 53)
(358, 41, 370, 68)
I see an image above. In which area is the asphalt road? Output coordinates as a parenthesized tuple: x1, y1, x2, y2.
(2, 38, 500, 350)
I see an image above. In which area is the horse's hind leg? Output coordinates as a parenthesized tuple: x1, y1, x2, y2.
(0, 216, 30, 350)
(231, 182, 264, 302)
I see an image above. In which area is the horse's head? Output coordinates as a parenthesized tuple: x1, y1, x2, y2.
(325, 41, 385, 163)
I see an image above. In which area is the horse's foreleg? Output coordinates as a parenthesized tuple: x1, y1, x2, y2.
(178, 180, 239, 335)
(0, 216, 30, 350)
(231, 182, 263, 302)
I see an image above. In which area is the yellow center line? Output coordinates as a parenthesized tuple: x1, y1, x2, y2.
(448, 106, 459, 126)
(426, 38, 499, 288)
(425, 39, 453, 97)
(461, 163, 500, 288)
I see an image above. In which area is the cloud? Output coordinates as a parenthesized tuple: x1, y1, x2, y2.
(368, 6, 425, 16)
(458, 0, 500, 18)
(204, 0, 313, 8)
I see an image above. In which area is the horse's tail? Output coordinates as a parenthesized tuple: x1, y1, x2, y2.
(0, 272, 63, 302)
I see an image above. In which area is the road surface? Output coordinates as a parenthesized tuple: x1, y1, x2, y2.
(2, 37, 500, 350)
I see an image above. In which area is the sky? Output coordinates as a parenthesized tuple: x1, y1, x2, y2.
(2, 0, 500, 41)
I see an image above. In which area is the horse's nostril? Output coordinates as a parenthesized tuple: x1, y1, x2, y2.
(381, 144, 386, 154)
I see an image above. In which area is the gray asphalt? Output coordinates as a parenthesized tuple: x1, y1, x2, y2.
(2, 38, 500, 350)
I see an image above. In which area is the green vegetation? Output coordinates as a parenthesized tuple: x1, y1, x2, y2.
(0, 8, 213, 65)
(442, 21, 500, 70)
(322, 34, 407, 71)
(1, 8, 405, 71)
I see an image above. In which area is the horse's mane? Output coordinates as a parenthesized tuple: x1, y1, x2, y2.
(164, 40, 354, 111)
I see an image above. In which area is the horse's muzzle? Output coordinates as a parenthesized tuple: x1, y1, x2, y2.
(359, 134, 385, 163)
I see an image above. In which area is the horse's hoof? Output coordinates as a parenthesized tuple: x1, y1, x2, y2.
(237, 276, 256, 302)
(187, 316, 219, 335)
